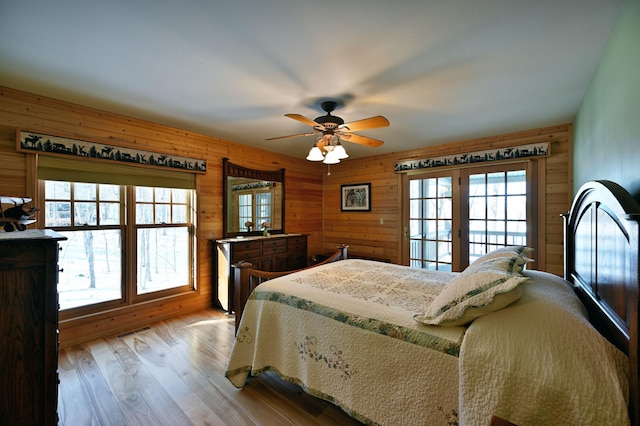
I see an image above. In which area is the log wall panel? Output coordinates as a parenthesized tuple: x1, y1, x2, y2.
(322, 124, 572, 275)
(0, 86, 570, 346)
(0, 87, 323, 347)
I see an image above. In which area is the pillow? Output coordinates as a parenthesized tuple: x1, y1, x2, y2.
(471, 246, 534, 266)
(414, 255, 529, 326)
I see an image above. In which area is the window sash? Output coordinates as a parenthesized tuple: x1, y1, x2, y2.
(42, 179, 196, 317)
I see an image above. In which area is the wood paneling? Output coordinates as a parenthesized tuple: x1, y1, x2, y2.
(0, 86, 570, 348)
(322, 125, 572, 275)
(0, 87, 324, 348)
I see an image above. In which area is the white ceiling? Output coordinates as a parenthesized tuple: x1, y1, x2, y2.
(0, 0, 624, 160)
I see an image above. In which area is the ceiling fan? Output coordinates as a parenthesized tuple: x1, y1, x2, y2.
(266, 101, 390, 164)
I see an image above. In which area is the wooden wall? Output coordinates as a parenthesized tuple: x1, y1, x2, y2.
(321, 124, 572, 276)
(0, 86, 571, 346)
(0, 87, 324, 347)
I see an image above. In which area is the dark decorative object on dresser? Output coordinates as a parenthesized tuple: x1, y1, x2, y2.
(0, 230, 66, 425)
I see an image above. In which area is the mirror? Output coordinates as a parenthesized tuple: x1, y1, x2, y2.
(222, 158, 285, 238)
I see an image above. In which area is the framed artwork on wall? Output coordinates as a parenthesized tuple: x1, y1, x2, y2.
(341, 183, 371, 212)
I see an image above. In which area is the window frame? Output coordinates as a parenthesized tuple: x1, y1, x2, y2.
(403, 160, 538, 271)
(40, 180, 197, 320)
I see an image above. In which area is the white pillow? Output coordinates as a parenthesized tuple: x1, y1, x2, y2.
(414, 256, 529, 326)
(471, 245, 534, 266)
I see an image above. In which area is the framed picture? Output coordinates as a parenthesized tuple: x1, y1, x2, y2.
(341, 183, 371, 212)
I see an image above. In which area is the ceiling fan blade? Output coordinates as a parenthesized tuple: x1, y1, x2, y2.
(339, 115, 389, 132)
(285, 113, 325, 129)
(265, 132, 317, 141)
(340, 132, 384, 148)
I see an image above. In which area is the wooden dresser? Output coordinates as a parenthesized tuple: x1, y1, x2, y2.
(215, 234, 307, 312)
(0, 229, 66, 426)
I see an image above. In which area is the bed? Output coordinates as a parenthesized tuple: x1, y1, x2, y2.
(225, 180, 639, 426)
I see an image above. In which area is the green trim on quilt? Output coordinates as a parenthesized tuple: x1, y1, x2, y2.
(250, 291, 462, 356)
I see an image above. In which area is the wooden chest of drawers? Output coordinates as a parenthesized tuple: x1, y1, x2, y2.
(214, 234, 308, 312)
(0, 230, 66, 425)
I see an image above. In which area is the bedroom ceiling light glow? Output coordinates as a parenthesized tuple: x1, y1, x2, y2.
(306, 134, 349, 164)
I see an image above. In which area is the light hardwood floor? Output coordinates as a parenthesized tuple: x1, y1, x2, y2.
(58, 308, 362, 426)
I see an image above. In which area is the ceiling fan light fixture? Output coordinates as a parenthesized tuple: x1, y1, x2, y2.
(323, 149, 340, 164)
(333, 142, 349, 160)
(269, 99, 387, 164)
(306, 146, 324, 161)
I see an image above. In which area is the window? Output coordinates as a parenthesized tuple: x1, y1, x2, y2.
(238, 194, 253, 229)
(44, 180, 196, 313)
(256, 192, 272, 225)
(234, 190, 272, 229)
(406, 162, 537, 271)
(135, 187, 193, 295)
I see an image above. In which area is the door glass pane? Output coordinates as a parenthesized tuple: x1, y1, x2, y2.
(487, 172, 505, 195)
(469, 174, 486, 196)
(469, 197, 486, 220)
(507, 195, 526, 220)
(487, 196, 505, 220)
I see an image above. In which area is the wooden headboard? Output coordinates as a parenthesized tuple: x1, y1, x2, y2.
(564, 180, 640, 425)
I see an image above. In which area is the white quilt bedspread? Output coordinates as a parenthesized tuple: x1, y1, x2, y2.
(459, 270, 629, 426)
(225, 260, 630, 425)
(225, 259, 464, 425)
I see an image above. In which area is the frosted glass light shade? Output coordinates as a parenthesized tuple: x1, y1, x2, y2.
(323, 150, 340, 164)
(306, 146, 324, 161)
(333, 144, 349, 159)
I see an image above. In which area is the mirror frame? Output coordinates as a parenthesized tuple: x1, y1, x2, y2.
(222, 158, 286, 238)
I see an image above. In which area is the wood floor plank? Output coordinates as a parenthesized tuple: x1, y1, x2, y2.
(150, 316, 262, 425)
(127, 332, 228, 425)
(90, 337, 165, 425)
(68, 345, 129, 425)
(105, 335, 194, 426)
(58, 308, 362, 426)
(58, 354, 97, 426)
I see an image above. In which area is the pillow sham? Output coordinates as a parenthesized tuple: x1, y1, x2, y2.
(414, 255, 529, 326)
(471, 245, 534, 266)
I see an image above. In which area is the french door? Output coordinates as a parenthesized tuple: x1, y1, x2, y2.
(405, 162, 537, 271)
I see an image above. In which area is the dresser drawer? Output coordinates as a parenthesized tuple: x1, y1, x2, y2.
(263, 238, 286, 256)
(262, 238, 286, 249)
(231, 249, 262, 262)
(231, 241, 263, 262)
(232, 240, 262, 251)
(287, 236, 307, 252)
(263, 244, 287, 256)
